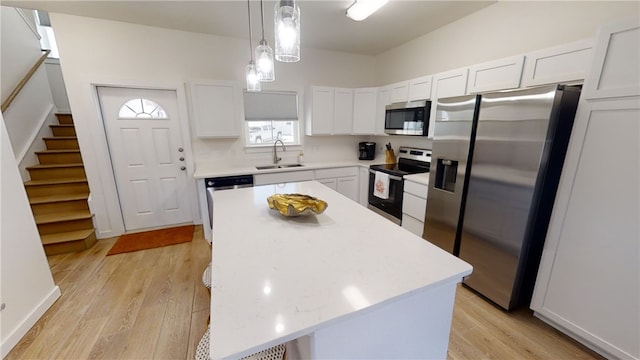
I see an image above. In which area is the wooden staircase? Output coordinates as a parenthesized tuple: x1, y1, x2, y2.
(24, 113, 97, 255)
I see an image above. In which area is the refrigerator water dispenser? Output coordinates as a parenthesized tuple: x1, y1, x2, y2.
(435, 159, 458, 192)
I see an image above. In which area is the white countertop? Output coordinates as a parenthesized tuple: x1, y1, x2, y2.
(194, 159, 381, 179)
(210, 181, 472, 359)
(404, 172, 430, 186)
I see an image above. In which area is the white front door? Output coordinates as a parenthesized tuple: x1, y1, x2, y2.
(97, 87, 191, 231)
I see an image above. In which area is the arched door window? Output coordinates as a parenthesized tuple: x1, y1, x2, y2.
(118, 98, 168, 119)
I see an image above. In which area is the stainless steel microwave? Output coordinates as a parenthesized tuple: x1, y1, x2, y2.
(384, 100, 431, 136)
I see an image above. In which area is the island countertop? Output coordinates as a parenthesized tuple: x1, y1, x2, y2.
(210, 181, 472, 359)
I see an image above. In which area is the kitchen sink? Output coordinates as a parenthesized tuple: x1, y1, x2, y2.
(255, 164, 304, 170)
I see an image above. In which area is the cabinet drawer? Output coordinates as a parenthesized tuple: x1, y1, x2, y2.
(401, 214, 424, 237)
(254, 170, 314, 185)
(402, 192, 427, 220)
(404, 180, 428, 199)
(315, 167, 358, 179)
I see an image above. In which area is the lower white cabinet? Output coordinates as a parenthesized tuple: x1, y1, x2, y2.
(254, 170, 315, 186)
(401, 178, 429, 236)
(315, 167, 359, 202)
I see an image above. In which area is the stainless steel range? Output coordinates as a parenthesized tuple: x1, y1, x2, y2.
(368, 146, 431, 224)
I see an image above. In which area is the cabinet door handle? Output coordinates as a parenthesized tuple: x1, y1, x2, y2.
(180, 166, 186, 171)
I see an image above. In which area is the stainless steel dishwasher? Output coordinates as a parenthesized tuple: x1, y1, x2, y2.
(205, 175, 254, 227)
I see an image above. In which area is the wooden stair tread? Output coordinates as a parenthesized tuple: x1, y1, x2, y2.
(41, 229, 94, 245)
(26, 163, 84, 169)
(35, 149, 81, 154)
(25, 177, 87, 186)
(29, 193, 89, 204)
(35, 210, 92, 224)
(43, 136, 77, 140)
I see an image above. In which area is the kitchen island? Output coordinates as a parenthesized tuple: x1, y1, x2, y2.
(210, 181, 472, 359)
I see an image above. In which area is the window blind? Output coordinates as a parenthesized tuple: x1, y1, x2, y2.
(243, 91, 298, 121)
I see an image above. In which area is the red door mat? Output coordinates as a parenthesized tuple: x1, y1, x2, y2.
(107, 225, 194, 256)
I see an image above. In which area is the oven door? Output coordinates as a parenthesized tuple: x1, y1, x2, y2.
(368, 169, 404, 224)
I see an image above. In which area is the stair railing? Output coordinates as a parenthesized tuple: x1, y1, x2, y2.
(1, 49, 51, 113)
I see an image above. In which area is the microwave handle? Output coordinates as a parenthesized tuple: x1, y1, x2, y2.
(369, 169, 403, 182)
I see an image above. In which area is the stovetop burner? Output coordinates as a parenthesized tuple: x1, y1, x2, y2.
(369, 146, 432, 177)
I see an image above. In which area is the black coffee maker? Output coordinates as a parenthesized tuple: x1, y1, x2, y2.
(358, 142, 376, 160)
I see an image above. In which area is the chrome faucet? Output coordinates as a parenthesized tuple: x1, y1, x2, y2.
(273, 139, 286, 164)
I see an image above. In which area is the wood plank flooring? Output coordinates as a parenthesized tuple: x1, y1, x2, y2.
(7, 225, 602, 359)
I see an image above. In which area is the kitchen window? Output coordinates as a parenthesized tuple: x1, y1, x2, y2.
(243, 91, 300, 147)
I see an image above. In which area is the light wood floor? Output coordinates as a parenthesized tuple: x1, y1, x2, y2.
(7, 225, 603, 360)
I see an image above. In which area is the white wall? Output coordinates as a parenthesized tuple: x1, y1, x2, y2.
(44, 59, 71, 113)
(1, 6, 59, 181)
(49, 13, 375, 238)
(374, 1, 640, 84)
(0, 113, 61, 358)
(0, 6, 42, 102)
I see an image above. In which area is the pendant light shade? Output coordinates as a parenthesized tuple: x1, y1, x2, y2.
(274, 0, 300, 63)
(256, 40, 275, 81)
(246, 60, 261, 92)
(256, 0, 275, 81)
(245, 0, 261, 92)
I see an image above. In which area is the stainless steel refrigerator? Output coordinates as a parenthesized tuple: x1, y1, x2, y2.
(423, 84, 581, 310)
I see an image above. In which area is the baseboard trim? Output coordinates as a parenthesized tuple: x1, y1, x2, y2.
(0, 285, 61, 358)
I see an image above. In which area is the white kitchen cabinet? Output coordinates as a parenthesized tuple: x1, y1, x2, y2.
(306, 86, 334, 135)
(582, 16, 640, 99)
(187, 80, 243, 138)
(408, 75, 433, 101)
(401, 178, 429, 236)
(315, 167, 359, 202)
(531, 16, 640, 360)
(375, 86, 390, 135)
(352, 87, 378, 135)
(522, 39, 593, 88)
(429, 68, 469, 138)
(254, 170, 315, 186)
(358, 167, 369, 206)
(389, 81, 409, 103)
(333, 88, 354, 135)
(466, 55, 524, 94)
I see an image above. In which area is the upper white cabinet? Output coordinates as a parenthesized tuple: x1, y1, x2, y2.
(352, 87, 378, 135)
(187, 80, 243, 138)
(333, 88, 354, 135)
(306, 86, 335, 135)
(429, 68, 469, 137)
(389, 81, 409, 103)
(306, 86, 355, 135)
(467, 55, 524, 94)
(376, 86, 390, 135)
(433, 68, 469, 99)
(408, 75, 433, 101)
(522, 39, 594, 88)
(582, 16, 640, 99)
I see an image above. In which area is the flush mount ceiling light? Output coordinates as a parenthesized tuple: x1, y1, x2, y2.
(274, 0, 300, 62)
(246, 0, 261, 92)
(346, 0, 389, 21)
(255, 0, 275, 81)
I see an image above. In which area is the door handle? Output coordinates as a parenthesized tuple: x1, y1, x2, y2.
(178, 147, 184, 152)
(180, 166, 186, 171)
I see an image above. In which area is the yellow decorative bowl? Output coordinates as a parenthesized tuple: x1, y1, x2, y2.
(267, 194, 328, 217)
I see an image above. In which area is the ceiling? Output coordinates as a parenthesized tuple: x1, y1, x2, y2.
(2, 0, 496, 55)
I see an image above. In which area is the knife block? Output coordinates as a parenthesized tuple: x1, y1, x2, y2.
(385, 150, 396, 164)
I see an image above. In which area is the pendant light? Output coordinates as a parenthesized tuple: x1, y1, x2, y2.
(246, 0, 261, 92)
(255, 0, 275, 81)
(274, 0, 300, 63)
